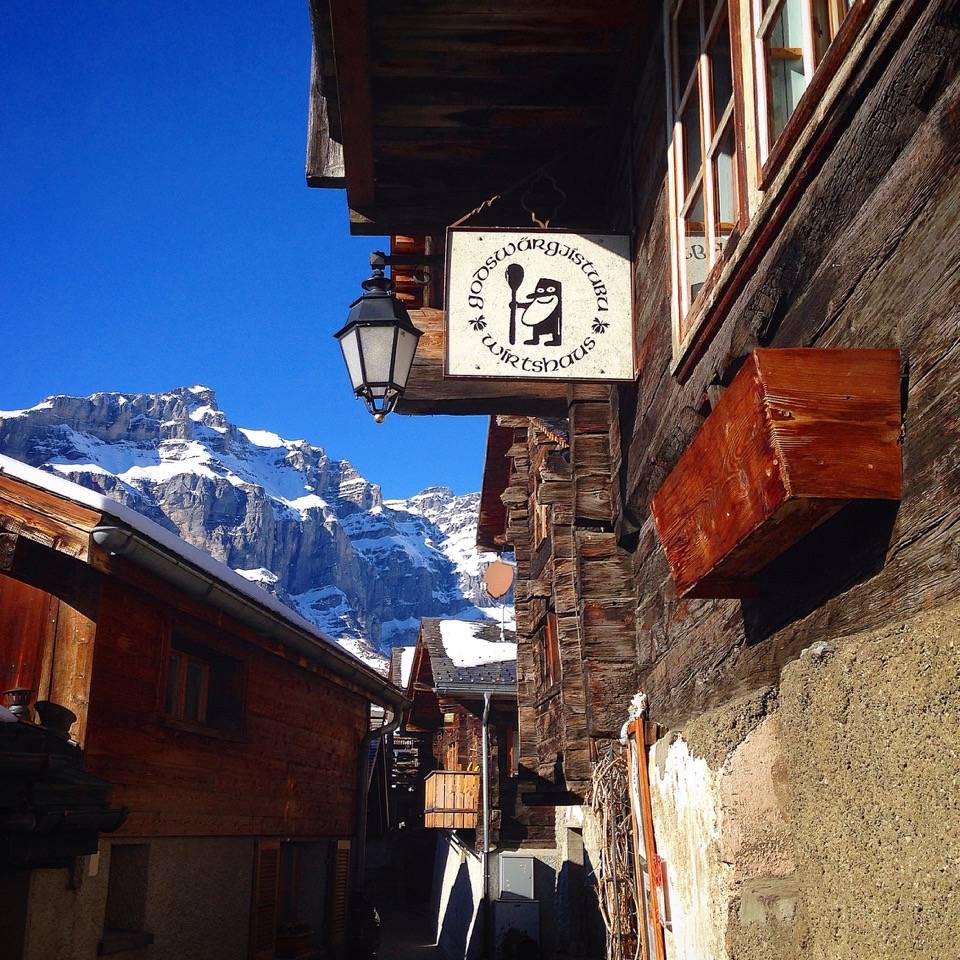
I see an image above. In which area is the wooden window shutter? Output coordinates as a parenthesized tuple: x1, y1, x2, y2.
(249, 840, 280, 960)
(327, 839, 351, 947)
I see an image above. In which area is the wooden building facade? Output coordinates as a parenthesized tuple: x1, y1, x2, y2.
(0, 456, 406, 960)
(403, 618, 521, 844)
(307, 2, 960, 957)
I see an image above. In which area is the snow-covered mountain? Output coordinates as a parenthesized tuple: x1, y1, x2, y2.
(0, 387, 510, 670)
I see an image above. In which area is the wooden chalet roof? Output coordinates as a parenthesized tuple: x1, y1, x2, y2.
(531, 417, 570, 449)
(0, 456, 404, 709)
(307, 0, 642, 236)
(412, 617, 517, 694)
(389, 647, 405, 686)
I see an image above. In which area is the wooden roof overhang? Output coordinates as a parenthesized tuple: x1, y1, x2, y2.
(0, 468, 407, 711)
(476, 418, 516, 553)
(406, 630, 443, 729)
(307, 0, 640, 236)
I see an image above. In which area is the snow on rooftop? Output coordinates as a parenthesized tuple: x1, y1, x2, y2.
(235, 567, 280, 585)
(399, 646, 416, 688)
(0, 454, 383, 673)
(438, 619, 516, 668)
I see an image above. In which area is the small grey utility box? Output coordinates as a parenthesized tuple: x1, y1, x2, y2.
(499, 854, 534, 900)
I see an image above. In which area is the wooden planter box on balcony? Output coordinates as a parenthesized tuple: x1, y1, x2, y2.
(424, 770, 479, 829)
(651, 348, 902, 599)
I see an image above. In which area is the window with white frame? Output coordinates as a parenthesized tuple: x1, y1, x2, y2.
(665, 0, 863, 357)
(666, 0, 740, 342)
(752, 0, 854, 163)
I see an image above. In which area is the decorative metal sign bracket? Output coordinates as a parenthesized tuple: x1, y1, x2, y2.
(369, 250, 443, 286)
(520, 171, 567, 229)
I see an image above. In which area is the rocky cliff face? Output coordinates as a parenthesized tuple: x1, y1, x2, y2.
(0, 387, 507, 668)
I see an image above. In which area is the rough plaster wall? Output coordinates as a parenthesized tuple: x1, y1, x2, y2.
(24, 837, 255, 960)
(649, 738, 731, 960)
(25, 859, 108, 960)
(775, 602, 960, 960)
(656, 601, 960, 960)
(555, 804, 600, 957)
(720, 715, 801, 960)
(141, 837, 254, 960)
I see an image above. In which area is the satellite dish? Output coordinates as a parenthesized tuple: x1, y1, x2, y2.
(483, 560, 515, 600)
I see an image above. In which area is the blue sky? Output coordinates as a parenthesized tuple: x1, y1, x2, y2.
(0, 1, 487, 499)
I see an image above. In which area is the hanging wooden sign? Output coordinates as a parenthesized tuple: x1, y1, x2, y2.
(445, 227, 635, 381)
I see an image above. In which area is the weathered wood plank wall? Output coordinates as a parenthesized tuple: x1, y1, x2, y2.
(85, 575, 369, 837)
(614, 0, 960, 725)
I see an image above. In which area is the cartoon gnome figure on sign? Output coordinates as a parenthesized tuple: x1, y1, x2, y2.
(520, 277, 563, 346)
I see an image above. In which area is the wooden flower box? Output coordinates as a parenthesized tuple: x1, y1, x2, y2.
(651, 349, 902, 599)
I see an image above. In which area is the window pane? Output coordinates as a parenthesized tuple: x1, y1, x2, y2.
(709, 17, 733, 123)
(674, 0, 701, 97)
(681, 89, 703, 192)
(184, 659, 206, 723)
(713, 123, 737, 242)
(356, 325, 397, 385)
(813, 0, 851, 64)
(765, 0, 807, 141)
(164, 653, 180, 715)
(683, 189, 708, 306)
(812, 0, 832, 63)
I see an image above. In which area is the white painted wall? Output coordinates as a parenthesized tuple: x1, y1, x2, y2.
(649, 738, 732, 960)
(432, 836, 485, 960)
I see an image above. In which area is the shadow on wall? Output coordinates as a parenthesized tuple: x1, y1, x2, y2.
(437, 861, 485, 960)
(555, 856, 604, 958)
(742, 498, 900, 647)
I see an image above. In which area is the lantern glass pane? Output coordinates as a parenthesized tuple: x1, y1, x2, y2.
(337, 327, 364, 391)
(391, 327, 419, 390)
(357, 324, 397, 384)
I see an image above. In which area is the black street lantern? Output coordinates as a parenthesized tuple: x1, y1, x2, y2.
(334, 251, 424, 423)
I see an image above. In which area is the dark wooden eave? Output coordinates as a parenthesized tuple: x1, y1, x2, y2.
(307, 0, 641, 235)
(476, 418, 516, 552)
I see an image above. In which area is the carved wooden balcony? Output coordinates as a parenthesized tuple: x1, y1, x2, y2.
(424, 770, 479, 829)
(651, 349, 902, 599)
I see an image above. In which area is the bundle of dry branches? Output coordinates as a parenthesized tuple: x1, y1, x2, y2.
(590, 749, 641, 960)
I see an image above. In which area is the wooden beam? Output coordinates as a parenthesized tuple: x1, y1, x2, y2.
(305, 27, 346, 188)
(328, 0, 375, 208)
(650, 349, 902, 599)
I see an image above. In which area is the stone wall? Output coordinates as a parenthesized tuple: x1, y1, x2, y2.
(646, 600, 960, 960)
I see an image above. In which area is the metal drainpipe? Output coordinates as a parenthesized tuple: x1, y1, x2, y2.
(481, 692, 492, 955)
(352, 707, 404, 893)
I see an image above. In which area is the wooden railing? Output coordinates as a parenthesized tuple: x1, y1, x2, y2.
(424, 770, 480, 829)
